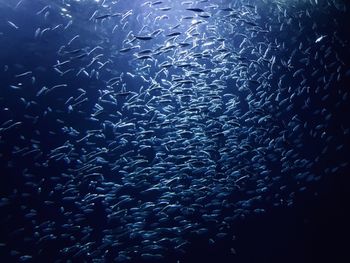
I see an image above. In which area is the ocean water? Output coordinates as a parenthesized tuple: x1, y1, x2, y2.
(0, 0, 349, 262)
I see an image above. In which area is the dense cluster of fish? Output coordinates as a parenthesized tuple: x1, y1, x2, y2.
(0, 0, 349, 262)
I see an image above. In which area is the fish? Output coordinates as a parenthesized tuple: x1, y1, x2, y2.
(186, 8, 205, 12)
(7, 21, 19, 29)
(95, 14, 111, 20)
(166, 32, 181, 37)
(135, 35, 153, 40)
(0, 0, 349, 262)
(315, 34, 327, 43)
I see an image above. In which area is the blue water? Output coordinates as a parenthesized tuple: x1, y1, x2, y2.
(0, 0, 349, 262)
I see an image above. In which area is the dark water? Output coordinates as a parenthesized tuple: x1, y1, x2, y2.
(0, 0, 349, 262)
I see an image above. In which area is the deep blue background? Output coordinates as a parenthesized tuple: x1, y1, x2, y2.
(1, 0, 350, 262)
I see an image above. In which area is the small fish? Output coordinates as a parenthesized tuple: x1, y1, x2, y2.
(36, 5, 50, 15)
(315, 35, 327, 43)
(159, 7, 172, 11)
(119, 47, 136, 53)
(186, 8, 205, 12)
(151, 1, 163, 5)
(7, 21, 19, 29)
(135, 55, 153, 60)
(166, 32, 181, 37)
(15, 71, 32, 78)
(67, 35, 80, 45)
(135, 35, 153, 40)
(95, 14, 111, 20)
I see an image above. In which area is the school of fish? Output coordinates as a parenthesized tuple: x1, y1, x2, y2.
(0, 0, 349, 262)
